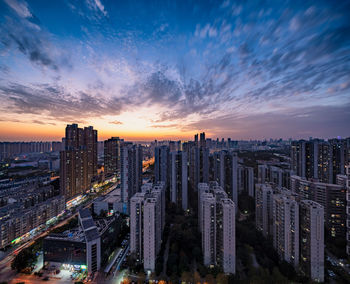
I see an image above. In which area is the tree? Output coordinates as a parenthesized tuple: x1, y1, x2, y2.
(205, 274, 215, 284)
(11, 248, 36, 272)
(216, 273, 228, 284)
(125, 252, 138, 272)
(193, 271, 201, 284)
(137, 272, 146, 284)
(181, 271, 192, 283)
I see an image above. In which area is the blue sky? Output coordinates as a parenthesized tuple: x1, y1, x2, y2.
(0, 0, 349, 140)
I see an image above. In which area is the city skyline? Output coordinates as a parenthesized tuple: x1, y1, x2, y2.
(0, 0, 349, 141)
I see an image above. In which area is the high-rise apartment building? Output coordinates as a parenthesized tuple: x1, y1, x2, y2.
(238, 165, 254, 197)
(255, 183, 274, 237)
(291, 138, 349, 184)
(258, 163, 292, 189)
(212, 150, 238, 204)
(60, 124, 97, 201)
(104, 137, 122, 177)
(170, 151, 188, 210)
(189, 146, 209, 190)
(120, 143, 142, 212)
(345, 165, 350, 255)
(291, 175, 346, 238)
(299, 200, 324, 283)
(130, 183, 165, 272)
(199, 182, 235, 274)
(273, 193, 299, 267)
(155, 146, 170, 187)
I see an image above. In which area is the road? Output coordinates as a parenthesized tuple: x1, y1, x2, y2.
(0, 180, 118, 283)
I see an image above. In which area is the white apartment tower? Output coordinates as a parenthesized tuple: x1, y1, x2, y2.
(300, 200, 324, 282)
(255, 183, 274, 237)
(130, 183, 165, 272)
(273, 193, 299, 268)
(199, 182, 235, 274)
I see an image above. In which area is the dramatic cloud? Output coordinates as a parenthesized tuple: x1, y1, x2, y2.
(0, 83, 123, 122)
(0, 0, 349, 139)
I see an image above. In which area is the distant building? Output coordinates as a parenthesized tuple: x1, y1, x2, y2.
(212, 150, 238, 203)
(104, 137, 122, 177)
(199, 182, 235, 274)
(258, 163, 292, 189)
(189, 137, 209, 190)
(130, 183, 165, 272)
(170, 151, 188, 210)
(238, 165, 254, 197)
(299, 200, 324, 282)
(291, 138, 349, 184)
(154, 146, 170, 187)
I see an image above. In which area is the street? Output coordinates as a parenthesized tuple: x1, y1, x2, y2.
(0, 180, 118, 283)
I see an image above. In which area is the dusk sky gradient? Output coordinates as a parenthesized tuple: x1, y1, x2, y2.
(0, 0, 349, 141)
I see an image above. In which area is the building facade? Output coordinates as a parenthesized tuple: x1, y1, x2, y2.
(60, 124, 97, 201)
(130, 183, 165, 272)
(120, 143, 142, 212)
(170, 151, 188, 210)
(273, 193, 299, 267)
(199, 182, 235, 274)
(299, 200, 324, 282)
(104, 137, 122, 177)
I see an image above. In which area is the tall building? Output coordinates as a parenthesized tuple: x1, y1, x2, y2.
(258, 163, 292, 189)
(60, 124, 97, 201)
(154, 146, 170, 187)
(273, 193, 299, 267)
(170, 151, 188, 210)
(299, 200, 324, 283)
(120, 143, 143, 212)
(291, 175, 346, 239)
(200, 132, 206, 148)
(255, 183, 274, 237)
(189, 146, 209, 190)
(130, 183, 165, 272)
(104, 137, 122, 177)
(199, 182, 235, 274)
(238, 165, 254, 197)
(346, 165, 350, 256)
(291, 138, 350, 184)
(213, 150, 238, 204)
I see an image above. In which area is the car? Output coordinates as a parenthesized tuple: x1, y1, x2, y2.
(328, 270, 336, 277)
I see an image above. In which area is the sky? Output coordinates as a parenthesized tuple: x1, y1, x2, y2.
(0, 0, 349, 141)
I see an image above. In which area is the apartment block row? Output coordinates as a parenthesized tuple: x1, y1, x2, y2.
(0, 141, 63, 160)
(155, 141, 239, 211)
(0, 193, 65, 248)
(291, 138, 350, 184)
(291, 175, 347, 239)
(255, 184, 324, 282)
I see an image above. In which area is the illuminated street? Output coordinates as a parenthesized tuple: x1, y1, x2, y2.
(0, 180, 119, 283)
